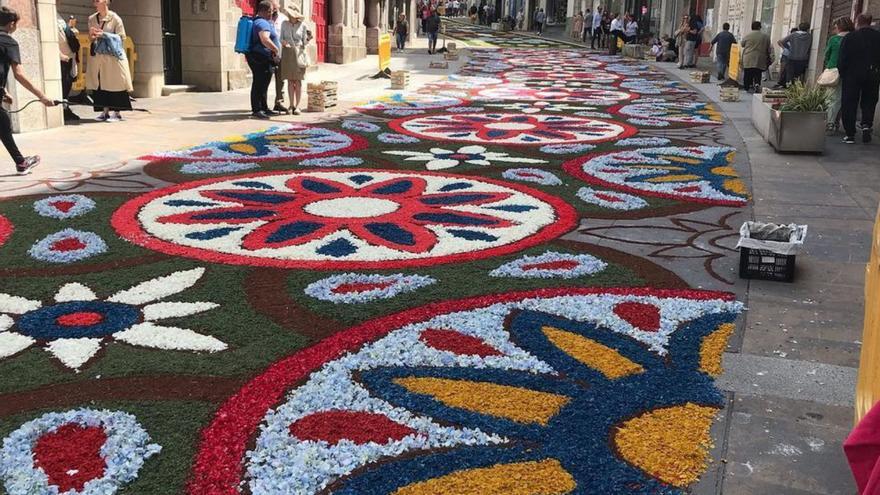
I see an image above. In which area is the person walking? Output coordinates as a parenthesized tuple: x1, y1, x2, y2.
(535, 9, 545, 35)
(582, 9, 591, 43)
(590, 7, 602, 49)
(741, 21, 772, 93)
(271, 2, 289, 114)
(86, 0, 133, 122)
(278, 7, 311, 115)
(777, 23, 811, 87)
(425, 10, 440, 53)
(246, 1, 280, 119)
(394, 13, 408, 50)
(688, 13, 704, 66)
(0, 7, 56, 174)
(710, 22, 736, 82)
(675, 14, 689, 68)
(823, 16, 854, 134)
(838, 13, 880, 144)
(58, 14, 80, 122)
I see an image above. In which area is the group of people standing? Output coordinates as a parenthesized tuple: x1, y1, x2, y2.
(569, 9, 640, 51)
(246, 0, 312, 119)
(394, 7, 441, 53)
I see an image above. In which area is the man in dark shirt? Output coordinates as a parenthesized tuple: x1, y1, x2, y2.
(710, 22, 736, 82)
(777, 22, 812, 86)
(425, 10, 440, 54)
(838, 14, 880, 143)
(0, 7, 56, 174)
(246, 0, 280, 120)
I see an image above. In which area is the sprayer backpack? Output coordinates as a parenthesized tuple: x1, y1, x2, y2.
(234, 15, 255, 54)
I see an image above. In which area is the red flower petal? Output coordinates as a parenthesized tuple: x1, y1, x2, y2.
(50, 237, 87, 252)
(520, 260, 580, 271)
(613, 302, 661, 332)
(34, 424, 107, 493)
(331, 281, 395, 294)
(420, 328, 503, 357)
(289, 410, 417, 445)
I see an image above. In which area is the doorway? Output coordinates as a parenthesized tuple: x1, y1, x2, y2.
(161, 0, 182, 84)
(313, 0, 329, 63)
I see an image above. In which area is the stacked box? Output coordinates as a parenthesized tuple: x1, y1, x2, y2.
(307, 81, 337, 112)
(445, 48, 459, 61)
(720, 87, 740, 102)
(391, 70, 410, 90)
(761, 87, 787, 107)
(690, 71, 710, 83)
(429, 60, 449, 69)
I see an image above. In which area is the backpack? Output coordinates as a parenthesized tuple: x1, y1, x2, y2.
(234, 15, 255, 54)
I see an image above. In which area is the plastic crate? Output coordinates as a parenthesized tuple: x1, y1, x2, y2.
(738, 247, 796, 282)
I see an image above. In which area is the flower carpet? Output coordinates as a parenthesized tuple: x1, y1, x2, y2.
(0, 37, 749, 495)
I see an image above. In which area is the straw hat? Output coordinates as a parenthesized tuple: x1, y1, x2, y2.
(285, 6, 305, 20)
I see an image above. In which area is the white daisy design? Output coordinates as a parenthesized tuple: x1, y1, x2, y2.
(384, 145, 547, 170)
(0, 268, 225, 371)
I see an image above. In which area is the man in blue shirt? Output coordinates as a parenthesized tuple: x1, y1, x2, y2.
(247, 1, 280, 119)
(710, 23, 737, 82)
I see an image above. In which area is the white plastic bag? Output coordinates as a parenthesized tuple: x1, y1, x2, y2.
(736, 221, 807, 255)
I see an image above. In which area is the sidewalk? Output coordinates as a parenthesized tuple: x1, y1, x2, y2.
(657, 61, 878, 494)
(0, 36, 456, 197)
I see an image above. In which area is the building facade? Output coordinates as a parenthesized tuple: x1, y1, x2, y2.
(5, 0, 406, 132)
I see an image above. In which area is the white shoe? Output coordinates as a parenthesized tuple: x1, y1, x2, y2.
(96, 113, 109, 122)
(106, 115, 120, 122)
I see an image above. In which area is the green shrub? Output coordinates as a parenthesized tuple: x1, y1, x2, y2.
(780, 81, 830, 112)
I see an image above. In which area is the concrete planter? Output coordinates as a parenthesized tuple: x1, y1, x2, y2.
(768, 109, 826, 153)
(750, 93, 773, 140)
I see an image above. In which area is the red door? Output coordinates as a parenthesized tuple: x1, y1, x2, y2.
(313, 0, 327, 62)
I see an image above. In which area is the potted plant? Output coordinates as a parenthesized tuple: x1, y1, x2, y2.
(768, 81, 830, 153)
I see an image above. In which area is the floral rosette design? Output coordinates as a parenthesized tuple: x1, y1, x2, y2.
(616, 101, 723, 126)
(505, 70, 621, 86)
(0, 409, 161, 495)
(112, 170, 577, 269)
(33, 195, 96, 219)
(390, 113, 636, 146)
(489, 251, 608, 278)
(473, 86, 635, 105)
(144, 124, 367, 163)
(384, 145, 546, 171)
(484, 101, 598, 114)
(304, 273, 437, 303)
(619, 79, 695, 96)
(564, 146, 749, 206)
(191, 288, 742, 495)
(29, 229, 108, 264)
(355, 93, 463, 116)
(0, 268, 225, 370)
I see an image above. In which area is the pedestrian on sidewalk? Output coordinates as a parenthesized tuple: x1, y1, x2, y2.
(823, 16, 854, 135)
(777, 23, 811, 87)
(58, 14, 80, 122)
(87, 0, 133, 122)
(590, 7, 602, 49)
(517, 9, 524, 30)
(0, 7, 57, 174)
(582, 9, 591, 43)
(688, 13, 704, 67)
(573, 12, 583, 41)
(426, 10, 440, 54)
(710, 22, 736, 82)
(741, 21, 772, 93)
(395, 13, 409, 50)
(609, 13, 623, 54)
(246, 1, 280, 120)
(838, 13, 880, 144)
(675, 15, 689, 68)
(623, 13, 638, 44)
(600, 11, 610, 48)
(535, 9, 545, 35)
(279, 6, 311, 115)
(774, 28, 794, 88)
(271, 2, 289, 114)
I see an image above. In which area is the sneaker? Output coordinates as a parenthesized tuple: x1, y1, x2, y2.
(106, 114, 121, 123)
(15, 156, 40, 175)
(273, 104, 288, 114)
(95, 113, 109, 122)
(862, 126, 873, 143)
(843, 135, 856, 144)
(291, 108, 301, 115)
(264, 109, 279, 117)
(251, 111, 270, 120)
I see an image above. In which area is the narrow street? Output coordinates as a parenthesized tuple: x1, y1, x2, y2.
(0, 20, 874, 495)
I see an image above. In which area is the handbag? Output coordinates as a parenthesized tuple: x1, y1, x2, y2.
(294, 25, 310, 68)
(817, 68, 839, 87)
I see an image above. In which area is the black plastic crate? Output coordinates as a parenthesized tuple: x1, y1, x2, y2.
(738, 247, 796, 282)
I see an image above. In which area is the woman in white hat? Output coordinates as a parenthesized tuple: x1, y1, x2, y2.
(279, 6, 312, 115)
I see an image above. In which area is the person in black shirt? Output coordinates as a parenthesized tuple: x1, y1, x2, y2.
(710, 23, 737, 82)
(838, 13, 880, 144)
(0, 7, 56, 174)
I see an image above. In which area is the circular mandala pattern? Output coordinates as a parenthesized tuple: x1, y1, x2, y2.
(0, 408, 161, 495)
(145, 124, 367, 163)
(191, 288, 742, 494)
(506, 70, 620, 85)
(112, 170, 577, 269)
(473, 86, 635, 105)
(356, 93, 463, 116)
(564, 146, 749, 206)
(390, 113, 636, 146)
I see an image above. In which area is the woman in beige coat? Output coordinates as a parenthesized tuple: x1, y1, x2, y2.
(86, 0, 133, 122)
(278, 7, 312, 115)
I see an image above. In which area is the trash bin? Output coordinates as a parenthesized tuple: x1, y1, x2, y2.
(736, 221, 808, 282)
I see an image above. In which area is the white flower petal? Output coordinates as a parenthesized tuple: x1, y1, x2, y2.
(0, 332, 34, 358)
(459, 145, 486, 154)
(54, 283, 97, 303)
(426, 159, 459, 170)
(429, 148, 453, 155)
(0, 314, 13, 332)
(113, 322, 227, 352)
(467, 159, 492, 166)
(0, 294, 41, 314)
(107, 268, 206, 306)
(45, 338, 102, 370)
(142, 301, 219, 321)
(383, 151, 426, 159)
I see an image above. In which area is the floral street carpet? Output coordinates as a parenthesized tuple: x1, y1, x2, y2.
(0, 35, 749, 495)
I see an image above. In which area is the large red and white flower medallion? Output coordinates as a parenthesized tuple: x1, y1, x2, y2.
(473, 86, 635, 105)
(389, 113, 635, 146)
(112, 170, 576, 269)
